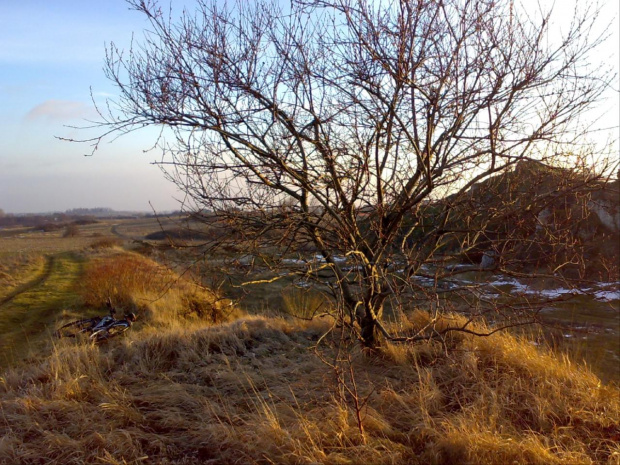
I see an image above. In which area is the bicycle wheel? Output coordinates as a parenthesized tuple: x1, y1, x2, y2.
(55, 318, 100, 338)
(91, 321, 130, 343)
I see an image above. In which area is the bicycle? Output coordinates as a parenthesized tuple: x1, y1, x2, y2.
(55, 299, 137, 343)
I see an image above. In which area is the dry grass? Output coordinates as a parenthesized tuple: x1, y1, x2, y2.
(88, 237, 122, 249)
(0, 229, 109, 254)
(1, 229, 617, 463)
(0, 252, 46, 299)
(281, 287, 329, 320)
(80, 252, 168, 308)
(1, 305, 618, 464)
(77, 251, 242, 329)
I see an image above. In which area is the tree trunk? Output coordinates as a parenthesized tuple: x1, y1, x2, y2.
(359, 303, 384, 348)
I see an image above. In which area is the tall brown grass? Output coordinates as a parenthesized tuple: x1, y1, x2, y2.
(1, 305, 618, 464)
(80, 253, 167, 308)
(88, 237, 122, 250)
(77, 252, 242, 328)
(281, 287, 329, 320)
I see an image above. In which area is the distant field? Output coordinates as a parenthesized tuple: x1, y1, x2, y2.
(0, 226, 32, 238)
(0, 216, 201, 259)
(111, 216, 212, 242)
(0, 222, 116, 254)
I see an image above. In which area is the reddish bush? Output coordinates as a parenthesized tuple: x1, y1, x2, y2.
(80, 254, 168, 308)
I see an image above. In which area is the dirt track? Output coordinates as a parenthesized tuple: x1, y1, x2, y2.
(0, 255, 55, 308)
(0, 253, 83, 367)
(111, 224, 133, 240)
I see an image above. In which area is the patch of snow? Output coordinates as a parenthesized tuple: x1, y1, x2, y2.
(488, 277, 532, 294)
(341, 265, 363, 272)
(488, 277, 521, 287)
(311, 254, 347, 263)
(593, 290, 620, 302)
(411, 275, 436, 285)
(537, 288, 581, 299)
(281, 258, 307, 265)
(481, 292, 501, 299)
(485, 275, 620, 301)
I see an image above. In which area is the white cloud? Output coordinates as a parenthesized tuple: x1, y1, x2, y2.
(25, 100, 97, 122)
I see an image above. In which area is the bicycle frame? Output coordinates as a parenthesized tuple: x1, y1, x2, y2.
(55, 299, 135, 343)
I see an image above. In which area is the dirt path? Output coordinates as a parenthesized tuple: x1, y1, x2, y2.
(0, 253, 83, 367)
(111, 224, 132, 240)
(0, 256, 55, 308)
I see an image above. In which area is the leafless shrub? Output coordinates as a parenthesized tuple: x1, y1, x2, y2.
(62, 224, 80, 238)
(83, 0, 617, 347)
(89, 237, 122, 249)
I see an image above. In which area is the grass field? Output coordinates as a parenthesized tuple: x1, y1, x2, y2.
(0, 253, 84, 367)
(0, 216, 618, 464)
(0, 252, 46, 301)
(0, 223, 121, 254)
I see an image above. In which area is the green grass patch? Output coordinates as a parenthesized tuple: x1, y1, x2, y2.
(0, 253, 85, 366)
(0, 253, 46, 301)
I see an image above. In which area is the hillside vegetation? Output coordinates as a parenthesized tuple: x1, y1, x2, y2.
(0, 250, 618, 464)
(446, 161, 619, 278)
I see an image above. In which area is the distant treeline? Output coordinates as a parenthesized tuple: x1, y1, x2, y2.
(0, 213, 99, 229)
(0, 209, 184, 229)
(65, 208, 114, 215)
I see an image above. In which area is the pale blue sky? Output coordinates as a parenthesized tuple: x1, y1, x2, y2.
(0, 0, 181, 213)
(0, 0, 618, 214)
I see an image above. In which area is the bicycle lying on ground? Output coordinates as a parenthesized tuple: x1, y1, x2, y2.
(55, 300, 137, 343)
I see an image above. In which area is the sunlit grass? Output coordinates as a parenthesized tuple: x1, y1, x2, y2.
(77, 251, 242, 329)
(0, 218, 618, 463)
(0, 252, 46, 300)
(281, 287, 329, 320)
(0, 253, 84, 366)
(1, 304, 618, 464)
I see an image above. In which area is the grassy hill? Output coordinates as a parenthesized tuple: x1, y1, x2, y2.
(0, 250, 618, 464)
(419, 160, 619, 279)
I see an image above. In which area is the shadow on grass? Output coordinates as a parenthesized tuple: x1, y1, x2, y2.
(0, 253, 85, 367)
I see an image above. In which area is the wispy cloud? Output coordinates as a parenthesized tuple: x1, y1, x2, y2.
(25, 100, 97, 122)
(92, 91, 116, 98)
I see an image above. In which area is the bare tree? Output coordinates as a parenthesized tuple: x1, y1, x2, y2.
(63, 223, 81, 238)
(91, 0, 616, 346)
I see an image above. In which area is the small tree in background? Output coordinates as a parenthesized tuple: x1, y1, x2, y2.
(90, 0, 617, 346)
(63, 223, 80, 238)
